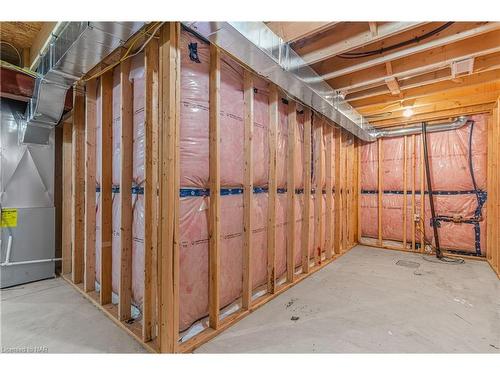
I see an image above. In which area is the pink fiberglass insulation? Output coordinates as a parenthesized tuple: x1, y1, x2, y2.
(312, 114, 327, 189)
(253, 77, 270, 187)
(220, 54, 245, 187)
(277, 99, 288, 188)
(179, 30, 274, 189)
(295, 110, 305, 189)
(361, 193, 486, 254)
(178, 191, 326, 332)
(95, 54, 146, 309)
(179, 193, 286, 332)
(179, 196, 209, 332)
(275, 194, 288, 280)
(360, 114, 488, 255)
(179, 31, 210, 188)
(360, 139, 378, 191)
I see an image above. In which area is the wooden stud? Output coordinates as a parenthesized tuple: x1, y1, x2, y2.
(342, 131, 348, 250)
(496, 100, 500, 273)
(344, 134, 350, 247)
(62, 121, 73, 275)
(301, 109, 312, 272)
(325, 125, 333, 259)
(143, 37, 160, 342)
(209, 45, 221, 327)
(347, 135, 355, 246)
(84, 79, 97, 292)
(496, 100, 500, 274)
(243, 70, 254, 308)
(267, 84, 278, 293)
(71, 86, 85, 284)
(489, 100, 500, 275)
(420, 134, 425, 251)
(403, 135, 408, 249)
(119, 59, 133, 321)
(356, 138, 362, 243)
(411, 134, 416, 251)
(377, 138, 383, 246)
(487, 111, 493, 263)
(158, 22, 181, 353)
(286, 100, 296, 282)
(333, 127, 342, 254)
(99, 70, 113, 306)
(314, 120, 323, 264)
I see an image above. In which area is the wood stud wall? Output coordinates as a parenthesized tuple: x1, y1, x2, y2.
(59, 22, 411, 355)
(360, 107, 500, 269)
(71, 87, 85, 284)
(99, 70, 113, 306)
(84, 79, 97, 293)
(267, 85, 278, 291)
(487, 99, 500, 278)
(143, 37, 159, 343)
(208, 44, 221, 329)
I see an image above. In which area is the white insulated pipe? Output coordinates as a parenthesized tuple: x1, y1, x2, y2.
(374, 116, 469, 139)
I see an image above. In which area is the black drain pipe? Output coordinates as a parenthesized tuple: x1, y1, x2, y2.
(422, 121, 442, 258)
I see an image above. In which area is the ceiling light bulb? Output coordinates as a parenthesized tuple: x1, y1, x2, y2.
(403, 108, 413, 118)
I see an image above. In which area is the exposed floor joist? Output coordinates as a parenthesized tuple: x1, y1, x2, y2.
(320, 22, 500, 81)
(354, 70, 500, 112)
(329, 28, 500, 93)
(346, 50, 500, 101)
(294, 22, 426, 65)
(370, 102, 496, 127)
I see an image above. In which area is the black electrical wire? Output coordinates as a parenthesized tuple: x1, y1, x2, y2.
(417, 121, 466, 264)
(337, 22, 455, 59)
(422, 121, 443, 259)
(468, 121, 478, 192)
(467, 120, 484, 223)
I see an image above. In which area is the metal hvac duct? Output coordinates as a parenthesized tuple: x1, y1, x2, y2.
(183, 22, 377, 142)
(374, 116, 469, 138)
(21, 22, 145, 144)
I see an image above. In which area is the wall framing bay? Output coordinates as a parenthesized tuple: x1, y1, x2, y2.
(60, 22, 362, 354)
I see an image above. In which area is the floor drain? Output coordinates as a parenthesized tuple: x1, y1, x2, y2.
(396, 260, 420, 268)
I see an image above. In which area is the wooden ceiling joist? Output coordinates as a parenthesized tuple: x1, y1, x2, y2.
(347, 51, 500, 101)
(359, 79, 500, 117)
(321, 22, 500, 81)
(332, 29, 500, 93)
(353, 69, 500, 110)
(296, 22, 426, 66)
(371, 102, 496, 127)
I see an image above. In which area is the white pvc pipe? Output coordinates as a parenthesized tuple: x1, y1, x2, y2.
(1, 257, 62, 267)
(5, 235, 12, 264)
(0, 234, 61, 267)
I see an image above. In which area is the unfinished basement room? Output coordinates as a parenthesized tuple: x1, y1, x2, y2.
(1, 1, 499, 372)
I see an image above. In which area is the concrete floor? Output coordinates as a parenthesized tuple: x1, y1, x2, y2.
(195, 246, 500, 353)
(1, 277, 146, 353)
(1, 245, 498, 353)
